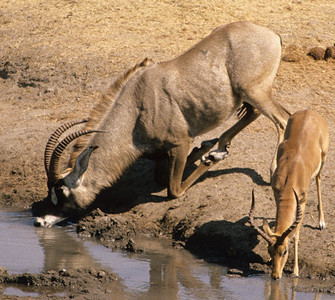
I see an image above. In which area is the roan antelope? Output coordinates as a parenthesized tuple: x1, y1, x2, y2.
(249, 109, 329, 279)
(33, 21, 290, 227)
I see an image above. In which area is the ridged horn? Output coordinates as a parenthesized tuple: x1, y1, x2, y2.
(44, 120, 88, 174)
(278, 189, 302, 243)
(249, 189, 275, 245)
(47, 129, 102, 186)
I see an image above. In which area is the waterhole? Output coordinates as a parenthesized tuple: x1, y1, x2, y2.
(0, 209, 334, 299)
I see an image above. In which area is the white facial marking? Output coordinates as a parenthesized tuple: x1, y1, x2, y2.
(62, 186, 71, 198)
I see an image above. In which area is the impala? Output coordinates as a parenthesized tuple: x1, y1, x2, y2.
(249, 109, 329, 279)
(33, 21, 290, 227)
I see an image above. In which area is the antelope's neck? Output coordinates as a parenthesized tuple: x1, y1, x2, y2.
(80, 99, 143, 200)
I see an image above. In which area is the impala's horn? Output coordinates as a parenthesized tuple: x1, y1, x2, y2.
(249, 189, 275, 245)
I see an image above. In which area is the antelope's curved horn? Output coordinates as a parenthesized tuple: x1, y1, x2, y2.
(278, 189, 302, 243)
(249, 189, 275, 245)
(48, 129, 102, 186)
(44, 120, 88, 174)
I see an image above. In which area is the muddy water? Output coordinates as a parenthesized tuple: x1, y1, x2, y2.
(0, 209, 334, 299)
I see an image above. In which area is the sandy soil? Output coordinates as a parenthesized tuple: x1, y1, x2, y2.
(1, 0, 335, 297)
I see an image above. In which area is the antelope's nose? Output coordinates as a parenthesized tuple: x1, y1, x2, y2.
(34, 217, 44, 227)
(271, 273, 281, 280)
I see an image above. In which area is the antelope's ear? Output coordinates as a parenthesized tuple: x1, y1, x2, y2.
(64, 146, 98, 188)
(263, 219, 275, 236)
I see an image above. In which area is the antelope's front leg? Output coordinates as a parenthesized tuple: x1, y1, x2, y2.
(167, 142, 191, 199)
(168, 141, 224, 199)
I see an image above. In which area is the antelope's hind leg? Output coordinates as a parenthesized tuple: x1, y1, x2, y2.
(167, 104, 262, 198)
(202, 103, 260, 164)
(186, 138, 219, 165)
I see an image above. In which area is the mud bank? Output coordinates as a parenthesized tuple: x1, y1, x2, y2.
(1, 0, 335, 297)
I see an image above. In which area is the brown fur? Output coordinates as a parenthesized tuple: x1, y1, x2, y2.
(69, 58, 154, 167)
(251, 109, 329, 279)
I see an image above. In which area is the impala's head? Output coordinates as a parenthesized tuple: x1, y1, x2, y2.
(33, 120, 99, 227)
(249, 190, 302, 280)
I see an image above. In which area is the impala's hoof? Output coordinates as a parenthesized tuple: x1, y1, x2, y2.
(319, 221, 326, 230)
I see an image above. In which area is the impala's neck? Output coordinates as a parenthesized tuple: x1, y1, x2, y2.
(275, 196, 297, 235)
(273, 159, 308, 235)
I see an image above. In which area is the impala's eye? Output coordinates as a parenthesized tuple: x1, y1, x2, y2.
(282, 249, 288, 257)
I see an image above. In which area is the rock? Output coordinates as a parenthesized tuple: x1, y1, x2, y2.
(282, 44, 302, 62)
(307, 47, 325, 60)
(324, 46, 335, 60)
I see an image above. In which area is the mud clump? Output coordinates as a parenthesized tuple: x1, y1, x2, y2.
(76, 208, 139, 250)
(282, 44, 302, 62)
(307, 47, 326, 60)
(324, 46, 335, 60)
(307, 45, 335, 60)
(0, 266, 117, 298)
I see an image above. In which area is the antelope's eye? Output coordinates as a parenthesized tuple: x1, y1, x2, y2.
(282, 249, 288, 257)
(55, 187, 68, 204)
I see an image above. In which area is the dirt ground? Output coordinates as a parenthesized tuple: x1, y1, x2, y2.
(1, 0, 335, 297)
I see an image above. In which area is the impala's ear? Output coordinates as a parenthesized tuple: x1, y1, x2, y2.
(63, 146, 98, 188)
(263, 219, 275, 236)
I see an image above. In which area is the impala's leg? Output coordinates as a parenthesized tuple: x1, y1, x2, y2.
(293, 230, 300, 277)
(202, 103, 260, 164)
(293, 201, 306, 277)
(316, 167, 325, 230)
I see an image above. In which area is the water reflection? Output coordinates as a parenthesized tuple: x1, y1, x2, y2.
(35, 227, 98, 271)
(1, 210, 334, 299)
(264, 278, 325, 300)
(0, 209, 43, 273)
(34, 217, 226, 298)
(81, 236, 227, 299)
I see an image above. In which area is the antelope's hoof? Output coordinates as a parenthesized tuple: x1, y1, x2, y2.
(201, 148, 229, 166)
